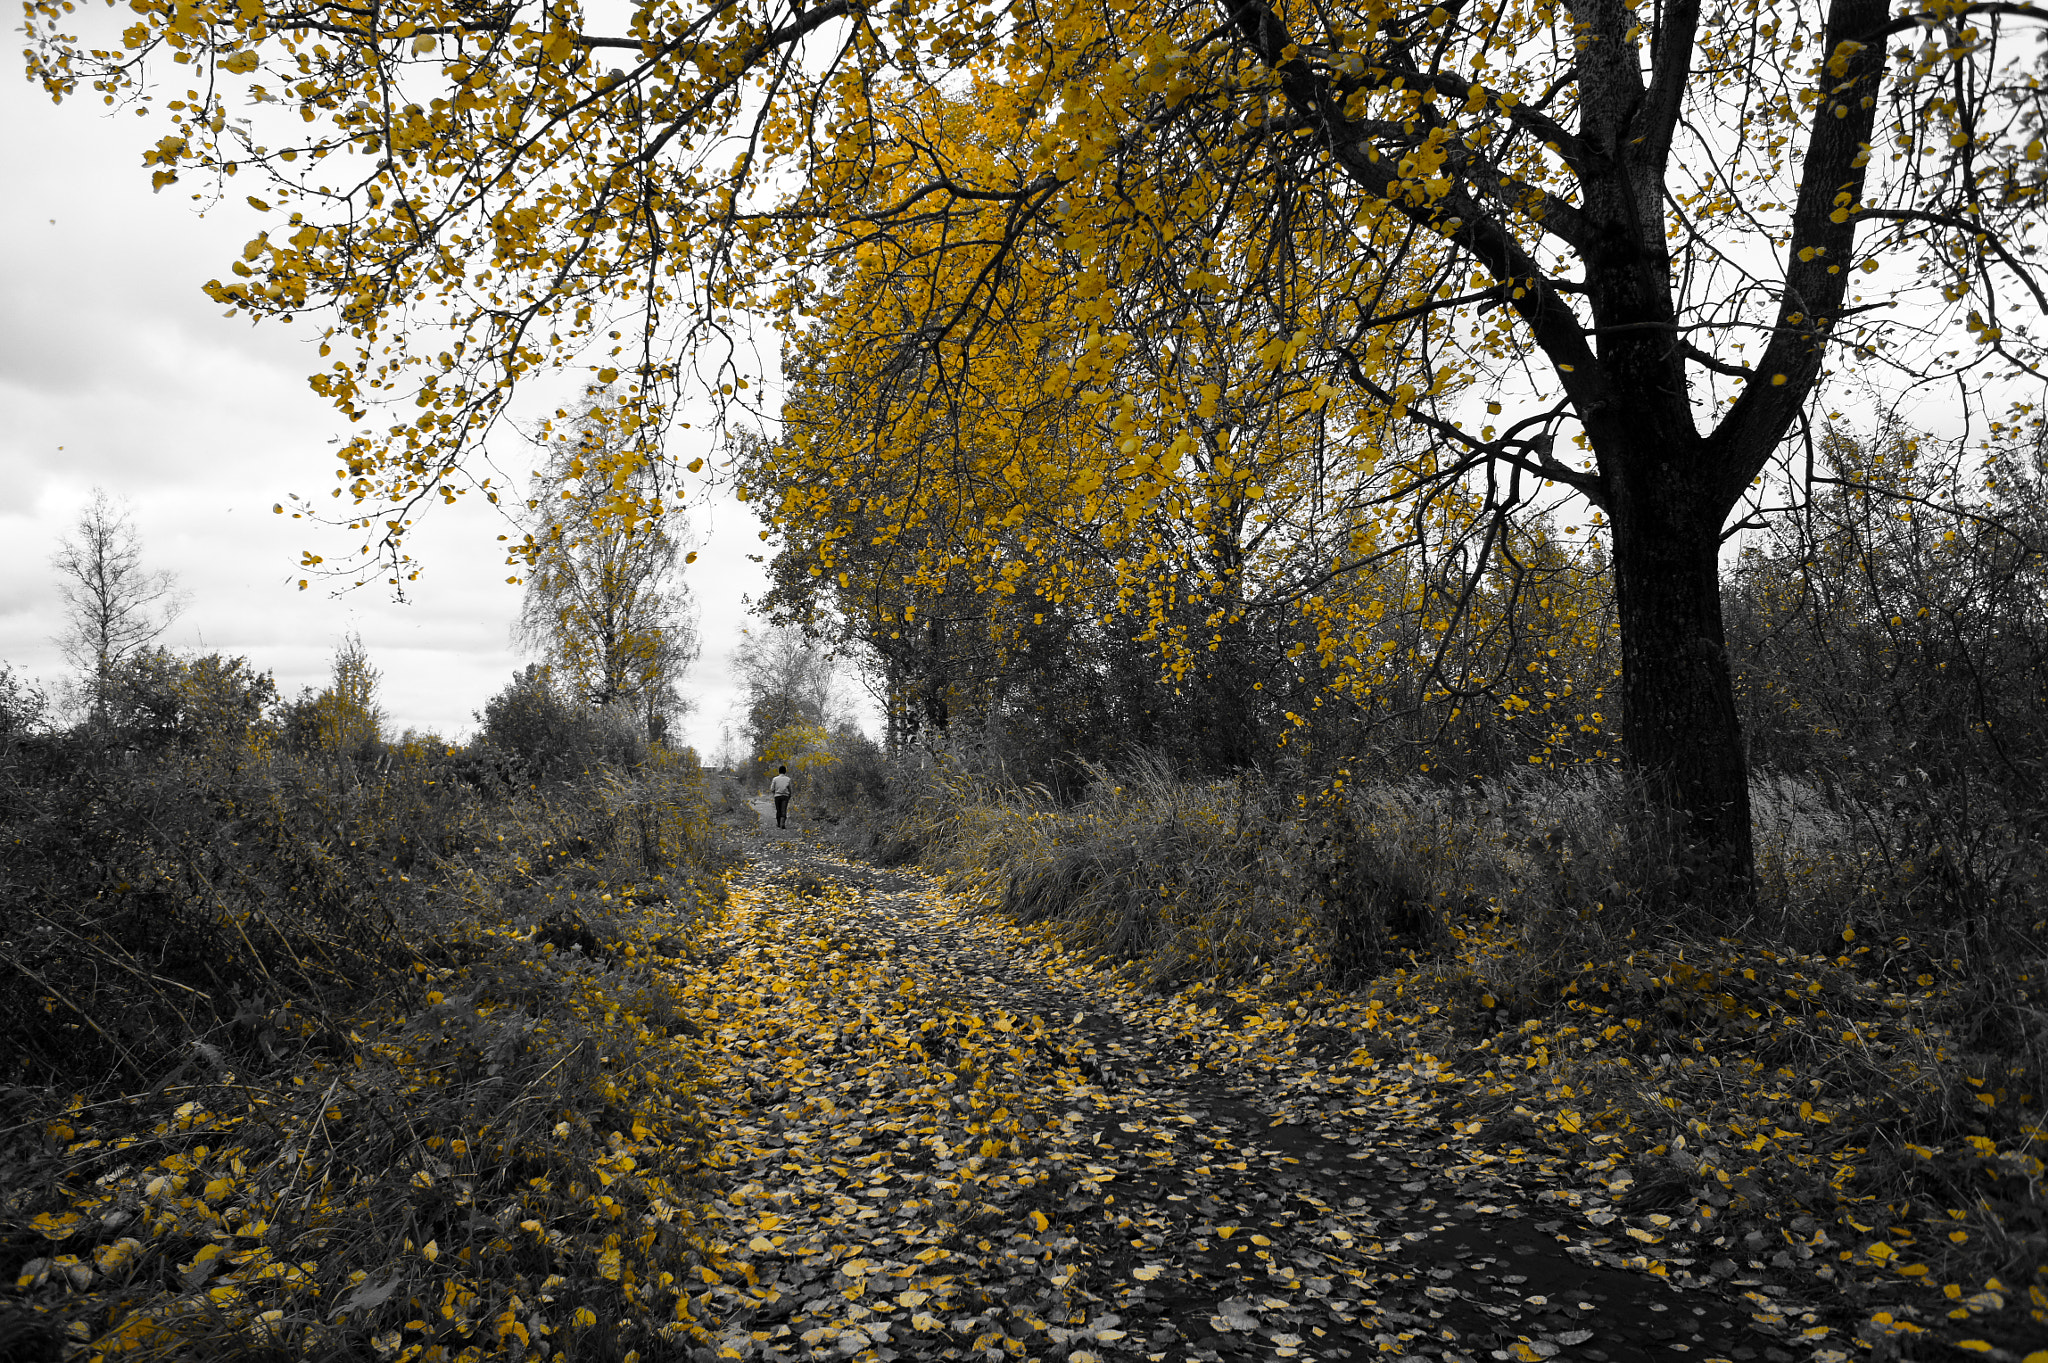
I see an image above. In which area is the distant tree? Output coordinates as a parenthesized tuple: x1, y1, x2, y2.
(284, 633, 384, 757)
(1726, 423, 2048, 801)
(100, 649, 279, 754)
(51, 489, 184, 720)
(709, 720, 747, 772)
(731, 627, 839, 762)
(515, 390, 700, 744)
(0, 664, 50, 747)
(762, 721, 836, 778)
(396, 727, 457, 762)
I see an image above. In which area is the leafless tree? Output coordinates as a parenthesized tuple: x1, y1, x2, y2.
(51, 489, 185, 721)
(731, 626, 841, 759)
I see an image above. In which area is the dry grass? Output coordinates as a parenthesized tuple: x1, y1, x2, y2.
(879, 752, 2048, 1339)
(2, 737, 743, 1360)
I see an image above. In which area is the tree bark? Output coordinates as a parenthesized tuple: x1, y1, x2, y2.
(923, 617, 950, 732)
(1606, 460, 1755, 891)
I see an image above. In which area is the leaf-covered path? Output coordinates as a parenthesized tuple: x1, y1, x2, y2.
(678, 820, 1824, 1362)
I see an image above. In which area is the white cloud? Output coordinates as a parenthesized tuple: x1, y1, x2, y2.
(0, 74, 822, 755)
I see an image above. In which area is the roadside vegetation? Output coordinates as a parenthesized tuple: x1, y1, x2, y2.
(845, 756, 2044, 1346)
(19, 0, 2048, 1346)
(1, 644, 740, 1361)
(764, 430, 2048, 1353)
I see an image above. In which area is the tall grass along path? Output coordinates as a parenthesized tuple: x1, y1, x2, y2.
(689, 835, 1796, 1362)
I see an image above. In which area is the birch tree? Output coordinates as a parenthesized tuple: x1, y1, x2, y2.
(515, 390, 700, 743)
(51, 488, 184, 720)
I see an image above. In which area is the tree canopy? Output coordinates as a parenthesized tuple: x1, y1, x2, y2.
(730, 625, 840, 761)
(514, 386, 700, 742)
(26, 0, 2047, 886)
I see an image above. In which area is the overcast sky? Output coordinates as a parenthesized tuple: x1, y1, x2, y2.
(0, 70, 823, 758)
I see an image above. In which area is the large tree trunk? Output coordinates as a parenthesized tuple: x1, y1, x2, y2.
(1606, 461, 1754, 894)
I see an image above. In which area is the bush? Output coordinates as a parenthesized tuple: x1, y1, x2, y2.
(0, 665, 744, 1359)
(0, 663, 50, 744)
(4, 909, 720, 1362)
(885, 752, 1313, 981)
(789, 727, 890, 823)
(476, 665, 646, 784)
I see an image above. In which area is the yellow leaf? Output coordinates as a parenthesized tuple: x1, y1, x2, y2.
(94, 1238, 143, 1274)
(1029, 1210, 1049, 1232)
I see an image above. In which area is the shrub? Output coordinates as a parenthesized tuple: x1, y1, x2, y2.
(476, 665, 646, 784)
(0, 674, 742, 1358)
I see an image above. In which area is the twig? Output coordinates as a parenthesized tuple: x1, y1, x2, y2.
(2, 953, 147, 1081)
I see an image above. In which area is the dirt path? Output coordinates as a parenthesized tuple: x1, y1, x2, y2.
(680, 829, 1818, 1363)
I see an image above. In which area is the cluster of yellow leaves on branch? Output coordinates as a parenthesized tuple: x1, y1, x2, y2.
(745, 70, 1621, 767)
(30, 0, 2043, 616)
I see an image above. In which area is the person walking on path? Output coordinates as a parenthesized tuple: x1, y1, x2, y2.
(769, 765, 793, 829)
